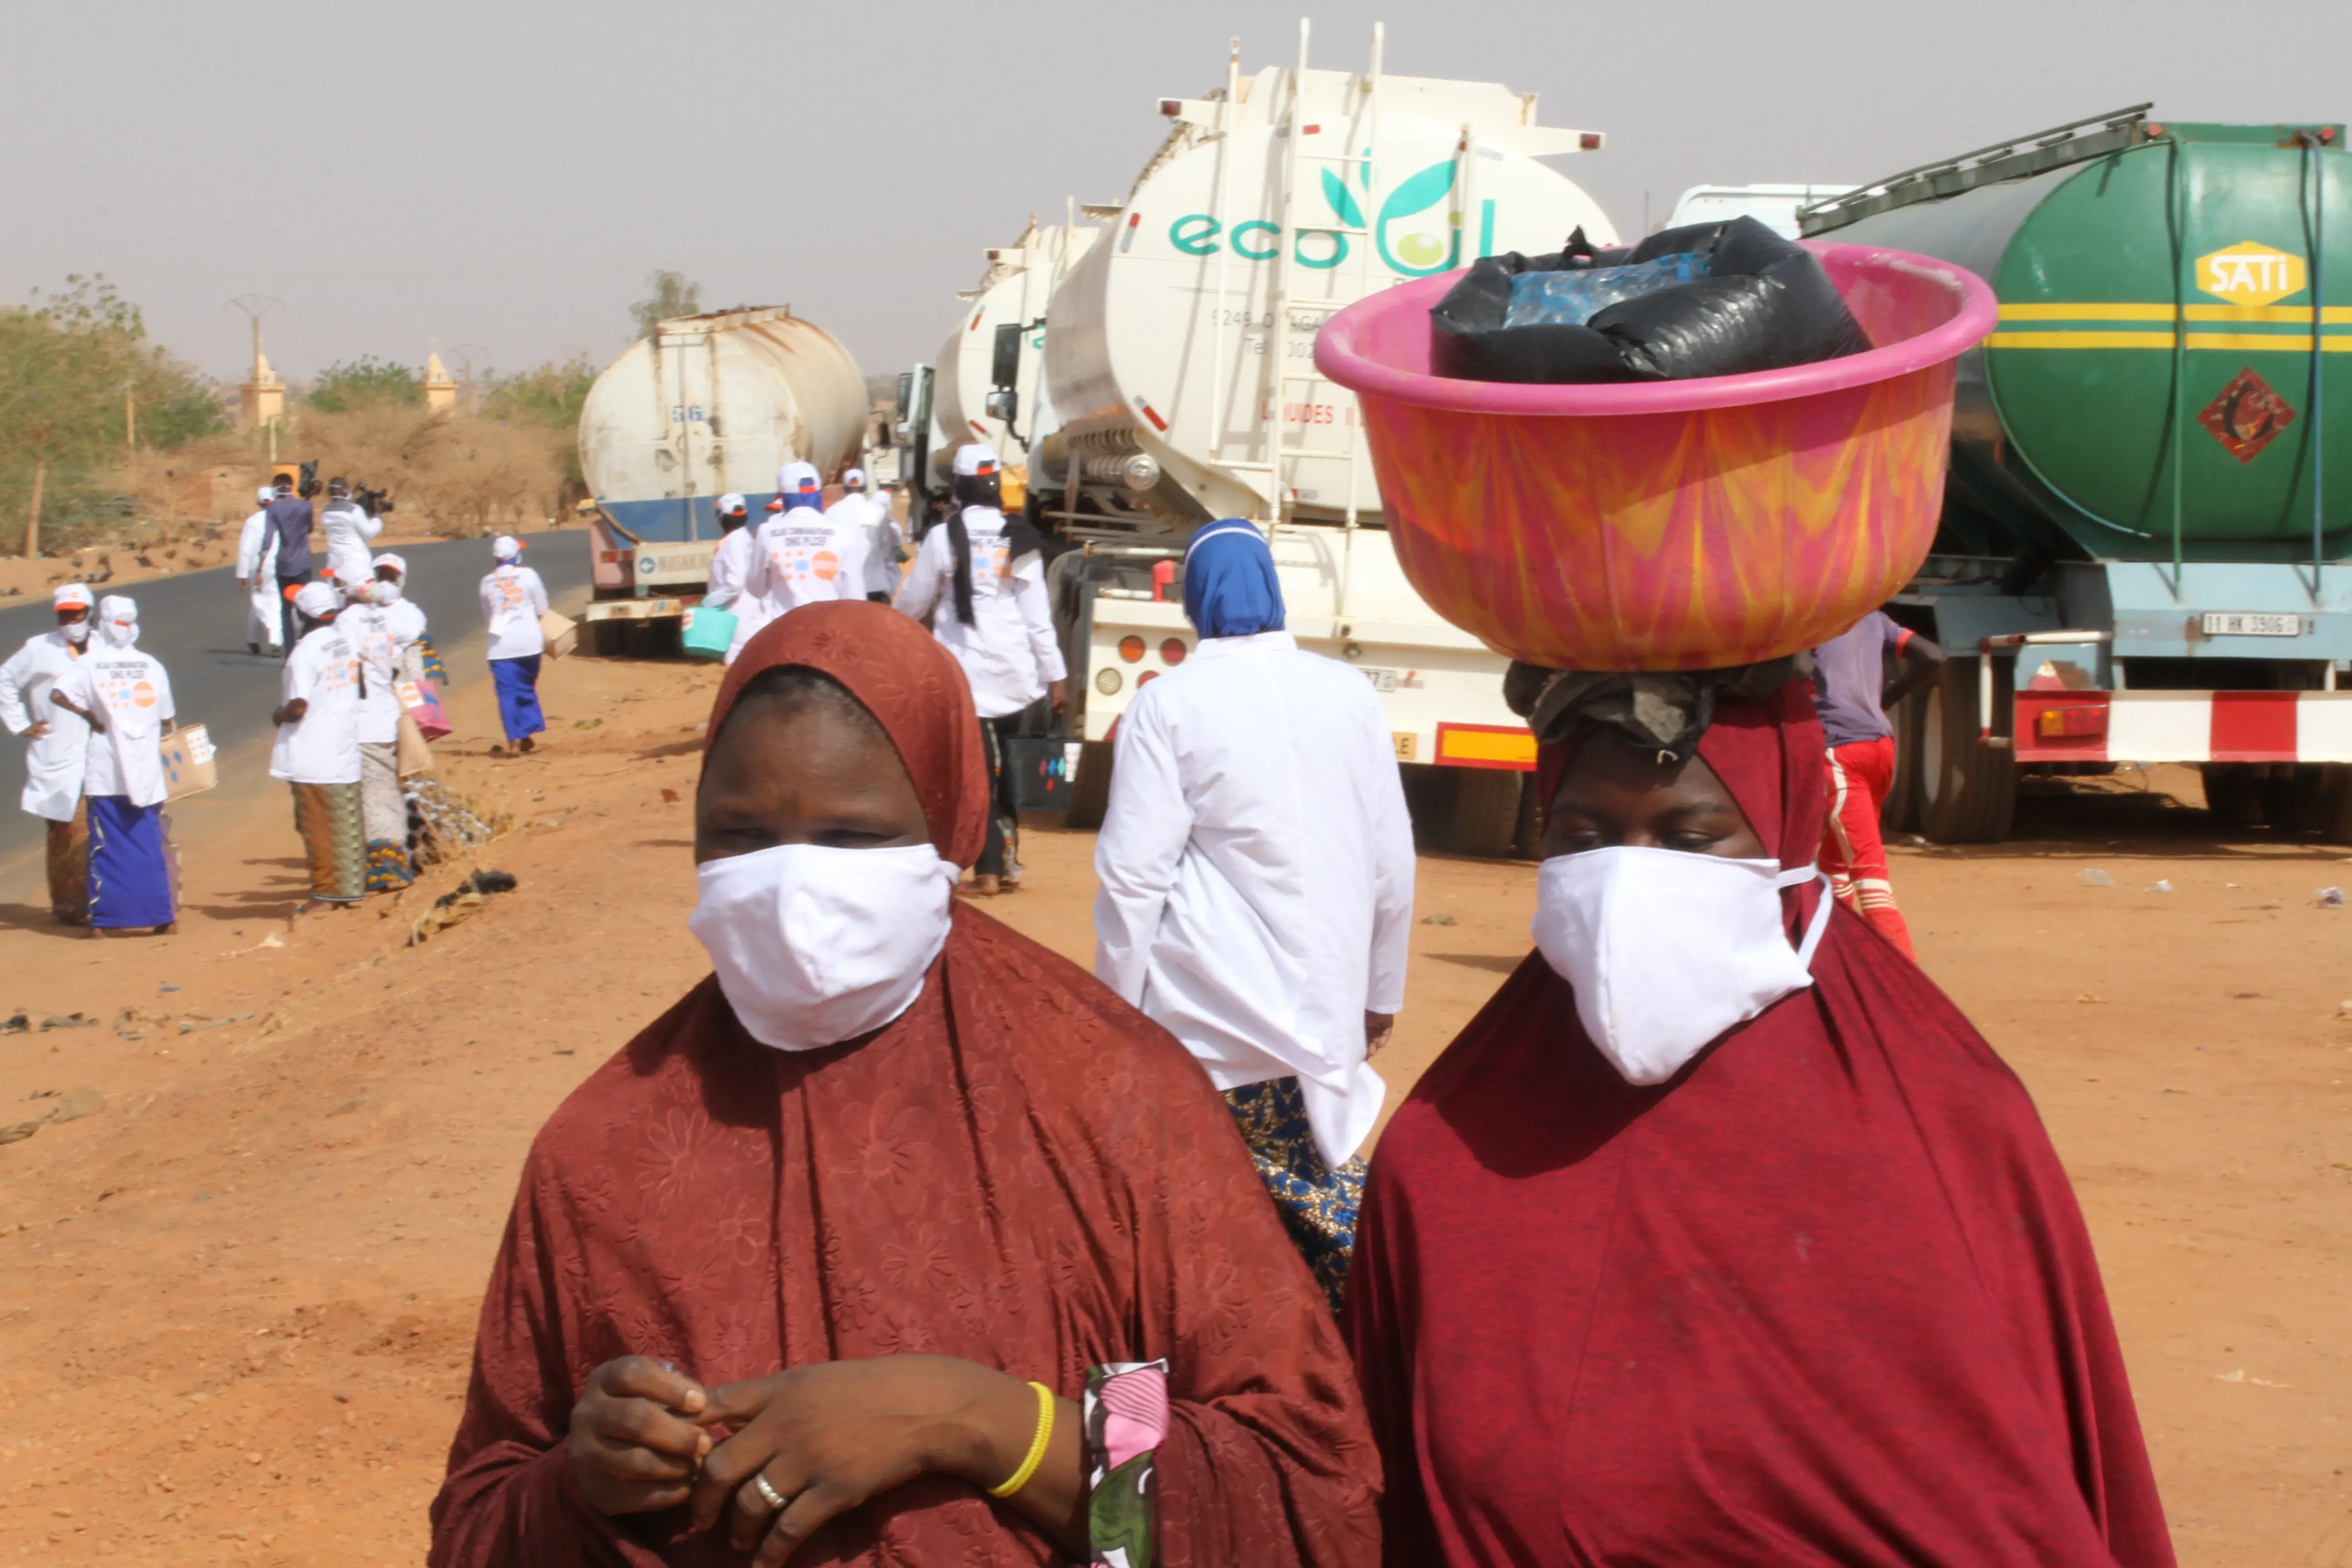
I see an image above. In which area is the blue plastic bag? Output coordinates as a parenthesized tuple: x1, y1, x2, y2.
(1504, 251, 1712, 329)
(681, 604, 737, 662)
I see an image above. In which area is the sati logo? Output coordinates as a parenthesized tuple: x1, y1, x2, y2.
(1167, 156, 1499, 278)
(2198, 241, 2308, 308)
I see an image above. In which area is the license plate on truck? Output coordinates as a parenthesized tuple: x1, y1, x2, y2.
(1358, 666, 1401, 693)
(2202, 612, 2300, 637)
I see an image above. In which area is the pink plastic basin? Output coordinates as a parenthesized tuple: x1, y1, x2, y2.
(1314, 244, 1998, 671)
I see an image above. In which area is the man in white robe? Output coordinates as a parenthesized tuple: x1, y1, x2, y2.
(235, 485, 282, 654)
(741, 461, 866, 624)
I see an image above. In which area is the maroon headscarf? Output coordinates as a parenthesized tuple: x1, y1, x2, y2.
(1536, 676, 1830, 940)
(709, 599, 989, 866)
(434, 604, 1380, 1568)
(1348, 685, 2176, 1568)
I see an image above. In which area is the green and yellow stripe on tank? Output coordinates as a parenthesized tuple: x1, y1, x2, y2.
(1988, 302, 2352, 352)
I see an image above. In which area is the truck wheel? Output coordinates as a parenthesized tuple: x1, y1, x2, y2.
(2254, 764, 2327, 833)
(2311, 764, 2352, 843)
(2202, 764, 2260, 831)
(1062, 740, 1114, 831)
(1442, 768, 1526, 859)
(1918, 657, 2016, 844)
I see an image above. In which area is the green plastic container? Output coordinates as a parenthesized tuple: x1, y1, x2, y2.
(681, 604, 736, 662)
(1816, 121, 2347, 564)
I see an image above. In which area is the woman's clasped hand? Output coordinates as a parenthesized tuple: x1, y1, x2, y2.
(568, 1353, 1082, 1566)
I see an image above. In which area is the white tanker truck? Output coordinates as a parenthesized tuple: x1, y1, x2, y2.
(933, 221, 1102, 479)
(577, 307, 867, 650)
(918, 23, 1618, 851)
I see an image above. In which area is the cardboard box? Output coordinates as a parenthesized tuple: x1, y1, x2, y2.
(160, 724, 218, 800)
(539, 609, 579, 659)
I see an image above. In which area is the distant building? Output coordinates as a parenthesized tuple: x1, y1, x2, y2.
(422, 352, 458, 413)
(239, 351, 286, 431)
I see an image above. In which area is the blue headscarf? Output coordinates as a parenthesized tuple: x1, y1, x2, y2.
(1182, 520, 1285, 639)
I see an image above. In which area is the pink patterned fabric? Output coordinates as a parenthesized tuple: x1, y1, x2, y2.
(430, 605, 1379, 1568)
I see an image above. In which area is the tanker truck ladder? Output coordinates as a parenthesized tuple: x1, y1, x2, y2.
(1224, 19, 1383, 542)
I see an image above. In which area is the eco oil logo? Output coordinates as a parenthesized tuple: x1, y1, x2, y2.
(2198, 241, 2308, 308)
(1166, 155, 1499, 276)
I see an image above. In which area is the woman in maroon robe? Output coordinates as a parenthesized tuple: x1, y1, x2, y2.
(1346, 676, 2175, 1568)
(431, 602, 1378, 1568)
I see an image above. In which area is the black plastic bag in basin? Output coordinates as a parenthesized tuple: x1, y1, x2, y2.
(1431, 216, 1871, 384)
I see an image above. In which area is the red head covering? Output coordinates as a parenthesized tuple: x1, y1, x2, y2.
(436, 605, 1380, 1568)
(706, 601, 988, 867)
(1349, 686, 2175, 1568)
(1537, 678, 1829, 938)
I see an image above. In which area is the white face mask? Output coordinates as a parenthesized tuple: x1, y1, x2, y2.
(374, 581, 403, 604)
(1532, 846, 1832, 1086)
(60, 620, 90, 645)
(687, 842, 957, 1052)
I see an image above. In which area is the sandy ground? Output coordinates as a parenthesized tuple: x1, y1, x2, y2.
(0, 651, 2347, 1565)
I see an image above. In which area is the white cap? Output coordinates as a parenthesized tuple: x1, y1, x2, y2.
(52, 583, 93, 611)
(493, 535, 523, 560)
(98, 594, 137, 622)
(716, 492, 747, 514)
(843, 467, 866, 489)
(256, 485, 274, 505)
(952, 443, 999, 478)
(777, 461, 822, 496)
(294, 581, 340, 618)
(372, 552, 407, 577)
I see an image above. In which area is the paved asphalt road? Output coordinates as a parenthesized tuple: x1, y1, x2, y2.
(0, 531, 588, 877)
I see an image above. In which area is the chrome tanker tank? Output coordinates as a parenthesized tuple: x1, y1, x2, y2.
(934, 222, 1101, 472)
(578, 307, 866, 595)
(1041, 26, 1616, 529)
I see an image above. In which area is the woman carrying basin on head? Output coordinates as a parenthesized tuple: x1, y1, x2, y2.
(1344, 663, 2176, 1568)
(430, 602, 1377, 1568)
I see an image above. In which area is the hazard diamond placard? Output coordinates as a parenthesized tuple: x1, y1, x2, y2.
(2197, 368, 2297, 464)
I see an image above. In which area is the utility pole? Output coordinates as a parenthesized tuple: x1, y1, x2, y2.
(125, 381, 137, 448)
(225, 294, 286, 436)
(451, 343, 490, 413)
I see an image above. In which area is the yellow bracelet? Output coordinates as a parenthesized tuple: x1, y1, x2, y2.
(988, 1380, 1055, 1499)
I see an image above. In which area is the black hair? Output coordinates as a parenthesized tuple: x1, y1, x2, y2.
(943, 470, 1044, 628)
(724, 665, 882, 740)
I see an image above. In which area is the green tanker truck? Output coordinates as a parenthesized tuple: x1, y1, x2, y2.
(1802, 106, 2350, 841)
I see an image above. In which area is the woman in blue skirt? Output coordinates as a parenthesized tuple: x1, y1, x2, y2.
(52, 597, 177, 937)
(479, 535, 549, 755)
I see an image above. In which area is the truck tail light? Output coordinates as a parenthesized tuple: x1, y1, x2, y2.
(1160, 638, 1188, 666)
(1118, 635, 1146, 663)
(2036, 705, 2107, 739)
(598, 550, 623, 564)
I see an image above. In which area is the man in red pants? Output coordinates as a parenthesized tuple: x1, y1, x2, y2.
(1812, 609, 1944, 957)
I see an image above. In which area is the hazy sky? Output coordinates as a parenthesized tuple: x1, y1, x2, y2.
(5, 0, 2344, 388)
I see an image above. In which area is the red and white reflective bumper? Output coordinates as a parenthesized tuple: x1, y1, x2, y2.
(2011, 691, 2352, 764)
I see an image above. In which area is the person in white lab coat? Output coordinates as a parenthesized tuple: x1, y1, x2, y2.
(50, 596, 178, 937)
(480, 535, 550, 754)
(0, 584, 97, 923)
(273, 581, 367, 911)
(318, 477, 384, 598)
(893, 443, 1067, 895)
(828, 466, 902, 603)
(344, 575, 416, 891)
(699, 492, 765, 664)
(742, 461, 865, 624)
(235, 485, 282, 654)
(1091, 520, 1415, 1308)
